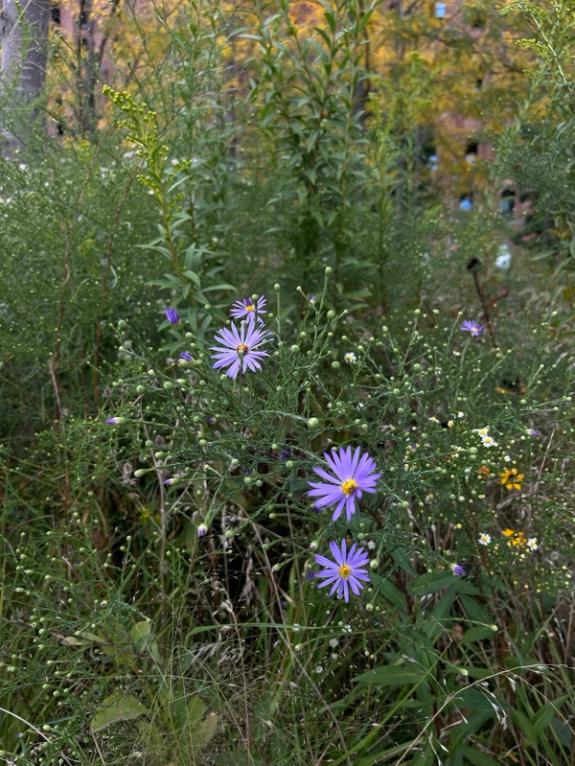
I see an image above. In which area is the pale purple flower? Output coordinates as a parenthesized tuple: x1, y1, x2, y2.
(164, 306, 180, 324)
(451, 563, 465, 577)
(197, 523, 208, 538)
(307, 446, 380, 521)
(179, 351, 193, 362)
(314, 539, 370, 602)
(210, 315, 271, 379)
(230, 295, 266, 321)
(105, 417, 124, 425)
(527, 428, 541, 438)
(460, 319, 484, 337)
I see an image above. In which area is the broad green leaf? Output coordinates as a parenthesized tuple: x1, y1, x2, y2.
(170, 692, 207, 732)
(392, 548, 416, 575)
(422, 585, 456, 640)
(190, 711, 218, 749)
(130, 620, 151, 648)
(460, 595, 492, 625)
(461, 626, 496, 645)
(512, 709, 537, 747)
(90, 692, 148, 733)
(462, 747, 501, 766)
(533, 697, 569, 735)
(409, 571, 455, 595)
(129, 620, 160, 662)
(373, 576, 405, 608)
(355, 666, 422, 687)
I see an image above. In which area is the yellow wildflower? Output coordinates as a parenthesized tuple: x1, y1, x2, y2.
(500, 467, 524, 491)
(502, 528, 527, 547)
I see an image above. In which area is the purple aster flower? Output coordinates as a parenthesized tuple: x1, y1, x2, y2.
(105, 417, 124, 425)
(197, 523, 208, 538)
(314, 539, 370, 602)
(210, 315, 271, 380)
(527, 428, 541, 438)
(230, 295, 266, 321)
(451, 563, 465, 577)
(179, 351, 193, 362)
(307, 446, 380, 522)
(460, 319, 484, 337)
(164, 306, 180, 325)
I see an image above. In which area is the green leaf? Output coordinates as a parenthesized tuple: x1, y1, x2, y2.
(512, 709, 537, 747)
(183, 269, 201, 287)
(462, 747, 501, 766)
(354, 665, 422, 687)
(461, 626, 496, 645)
(392, 548, 416, 575)
(373, 576, 405, 608)
(90, 692, 148, 733)
(191, 711, 218, 749)
(130, 620, 151, 647)
(460, 595, 492, 625)
(215, 752, 264, 766)
(129, 620, 161, 662)
(186, 695, 208, 726)
(533, 698, 569, 735)
(170, 692, 207, 732)
(422, 585, 456, 640)
(409, 571, 455, 595)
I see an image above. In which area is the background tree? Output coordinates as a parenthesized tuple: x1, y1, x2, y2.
(0, 0, 51, 151)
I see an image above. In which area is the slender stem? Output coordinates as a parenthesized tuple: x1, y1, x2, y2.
(472, 271, 497, 348)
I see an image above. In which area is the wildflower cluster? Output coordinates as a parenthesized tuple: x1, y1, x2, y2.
(474, 426, 498, 449)
(306, 446, 380, 602)
(210, 295, 271, 379)
(211, 294, 381, 603)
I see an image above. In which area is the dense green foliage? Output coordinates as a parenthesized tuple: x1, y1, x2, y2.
(1, 1, 574, 764)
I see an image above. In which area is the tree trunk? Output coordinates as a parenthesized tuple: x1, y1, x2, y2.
(0, 0, 51, 152)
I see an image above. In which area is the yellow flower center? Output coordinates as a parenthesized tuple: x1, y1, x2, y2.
(341, 478, 358, 496)
(236, 343, 249, 354)
(245, 304, 255, 312)
(338, 564, 352, 579)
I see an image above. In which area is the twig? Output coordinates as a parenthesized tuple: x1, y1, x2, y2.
(472, 269, 498, 348)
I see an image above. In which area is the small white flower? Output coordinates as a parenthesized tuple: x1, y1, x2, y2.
(473, 426, 490, 437)
(527, 537, 538, 551)
(481, 435, 498, 448)
(478, 533, 492, 546)
(344, 352, 357, 365)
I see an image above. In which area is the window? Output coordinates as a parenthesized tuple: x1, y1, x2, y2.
(427, 153, 439, 172)
(465, 141, 479, 164)
(421, 140, 439, 171)
(435, 3, 447, 19)
(465, 7, 487, 29)
(499, 188, 515, 217)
